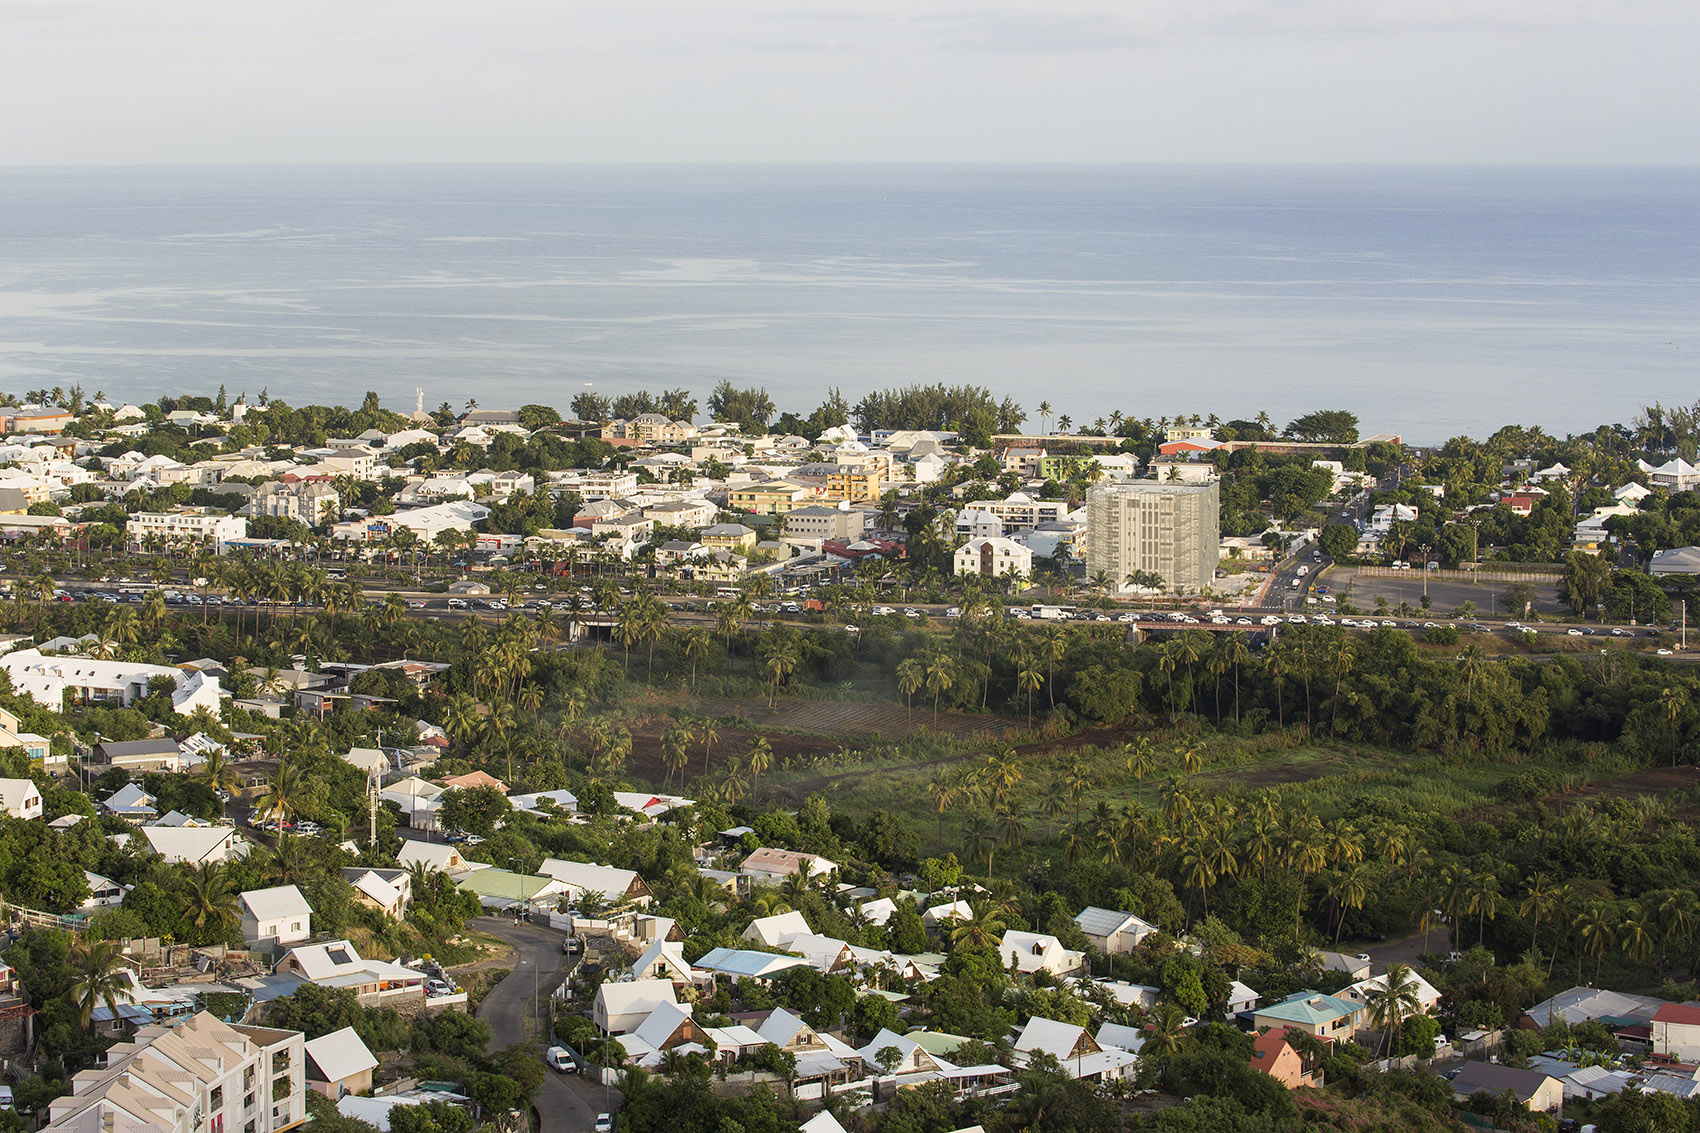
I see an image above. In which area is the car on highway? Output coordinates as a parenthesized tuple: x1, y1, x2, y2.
(1567, 629, 1583, 636)
(408, 600, 427, 609)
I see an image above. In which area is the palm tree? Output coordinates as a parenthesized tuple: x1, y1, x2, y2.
(1576, 902, 1616, 985)
(1016, 654, 1044, 727)
(1327, 862, 1370, 944)
(961, 813, 997, 876)
(1621, 902, 1656, 979)
(70, 940, 130, 1034)
(197, 746, 239, 799)
(996, 804, 1027, 865)
(1365, 963, 1423, 1057)
(1142, 1004, 1189, 1058)
(744, 737, 773, 797)
(1521, 872, 1554, 961)
(1467, 871, 1500, 946)
(896, 657, 925, 725)
(183, 862, 239, 938)
(1036, 778, 1069, 838)
(950, 899, 1006, 949)
(697, 721, 721, 782)
(923, 651, 955, 729)
(1661, 686, 1688, 766)
(258, 757, 303, 829)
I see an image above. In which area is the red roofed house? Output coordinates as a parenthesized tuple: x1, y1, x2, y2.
(1652, 1002, 1700, 1061)
(1250, 1028, 1322, 1090)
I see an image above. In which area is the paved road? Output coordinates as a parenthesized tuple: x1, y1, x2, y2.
(474, 919, 616, 1133)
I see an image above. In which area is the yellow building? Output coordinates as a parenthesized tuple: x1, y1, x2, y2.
(728, 480, 822, 515)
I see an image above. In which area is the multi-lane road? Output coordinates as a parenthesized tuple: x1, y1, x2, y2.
(10, 565, 1686, 654)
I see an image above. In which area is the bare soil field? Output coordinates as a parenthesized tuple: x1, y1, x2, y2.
(690, 697, 1021, 741)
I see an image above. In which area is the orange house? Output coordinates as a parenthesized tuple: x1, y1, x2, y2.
(1250, 1029, 1323, 1089)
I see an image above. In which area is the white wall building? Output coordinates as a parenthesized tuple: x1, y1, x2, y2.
(127, 510, 248, 549)
(953, 536, 1032, 581)
(47, 1012, 305, 1133)
(240, 885, 314, 949)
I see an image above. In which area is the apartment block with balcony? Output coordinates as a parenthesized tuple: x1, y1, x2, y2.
(1085, 481, 1220, 594)
(46, 1012, 305, 1133)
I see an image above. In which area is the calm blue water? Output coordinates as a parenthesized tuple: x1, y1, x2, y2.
(2, 164, 1695, 441)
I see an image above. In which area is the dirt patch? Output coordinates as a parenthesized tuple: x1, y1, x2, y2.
(690, 697, 1021, 741)
(1545, 764, 1700, 817)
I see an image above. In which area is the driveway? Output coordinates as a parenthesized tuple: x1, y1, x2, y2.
(476, 919, 618, 1133)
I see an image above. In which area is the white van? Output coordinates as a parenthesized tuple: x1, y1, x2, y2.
(546, 1047, 577, 1073)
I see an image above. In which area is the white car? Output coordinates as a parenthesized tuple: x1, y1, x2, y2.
(595, 1117, 613, 1133)
(944, 607, 961, 618)
(1567, 629, 1583, 636)
(1261, 615, 1283, 626)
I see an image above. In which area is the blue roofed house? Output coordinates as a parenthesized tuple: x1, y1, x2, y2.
(1253, 991, 1368, 1042)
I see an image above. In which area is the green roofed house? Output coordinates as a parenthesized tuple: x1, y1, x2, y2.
(455, 869, 567, 910)
(1252, 991, 1367, 1042)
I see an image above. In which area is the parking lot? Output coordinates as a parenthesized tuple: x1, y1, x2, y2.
(1328, 567, 1564, 618)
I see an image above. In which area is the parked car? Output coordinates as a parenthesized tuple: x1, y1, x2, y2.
(425, 979, 455, 997)
(594, 1116, 613, 1133)
(546, 1046, 577, 1073)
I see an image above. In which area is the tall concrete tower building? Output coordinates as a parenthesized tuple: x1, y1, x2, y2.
(1086, 481, 1221, 594)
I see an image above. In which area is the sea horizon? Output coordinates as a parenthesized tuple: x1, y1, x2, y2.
(4, 162, 1695, 443)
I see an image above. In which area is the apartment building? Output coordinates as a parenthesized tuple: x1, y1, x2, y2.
(1085, 481, 1220, 594)
(783, 505, 866, 542)
(248, 481, 339, 526)
(46, 1011, 306, 1133)
(728, 480, 823, 515)
(127, 510, 248, 549)
(790, 463, 884, 503)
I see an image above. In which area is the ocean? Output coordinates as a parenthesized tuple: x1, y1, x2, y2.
(1, 164, 1695, 442)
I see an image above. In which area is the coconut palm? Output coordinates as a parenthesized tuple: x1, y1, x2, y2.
(961, 813, 998, 876)
(70, 939, 130, 1034)
(950, 899, 1006, 949)
(1576, 902, 1616, 985)
(1365, 963, 1423, 1057)
(257, 757, 303, 830)
(183, 862, 239, 938)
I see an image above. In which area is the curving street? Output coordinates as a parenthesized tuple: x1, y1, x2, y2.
(474, 919, 618, 1133)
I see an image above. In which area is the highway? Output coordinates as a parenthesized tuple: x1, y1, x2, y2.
(6, 562, 1686, 654)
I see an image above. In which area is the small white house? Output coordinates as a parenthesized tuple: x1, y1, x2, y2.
(1073, 907, 1156, 954)
(0, 777, 43, 821)
(240, 885, 313, 948)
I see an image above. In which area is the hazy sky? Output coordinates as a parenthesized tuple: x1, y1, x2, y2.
(5, 0, 1698, 164)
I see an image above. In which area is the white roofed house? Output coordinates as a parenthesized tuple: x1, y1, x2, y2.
(273, 939, 426, 1005)
(396, 839, 475, 876)
(1073, 907, 1156, 955)
(0, 777, 43, 820)
(996, 931, 1086, 977)
(594, 979, 681, 1035)
(742, 910, 813, 947)
(536, 859, 652, 909)
(304, 1026, 380, 1099)
(239, 885, 313, 949)
(140, 824, 249, 865)
(340, 867, 411, 919)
